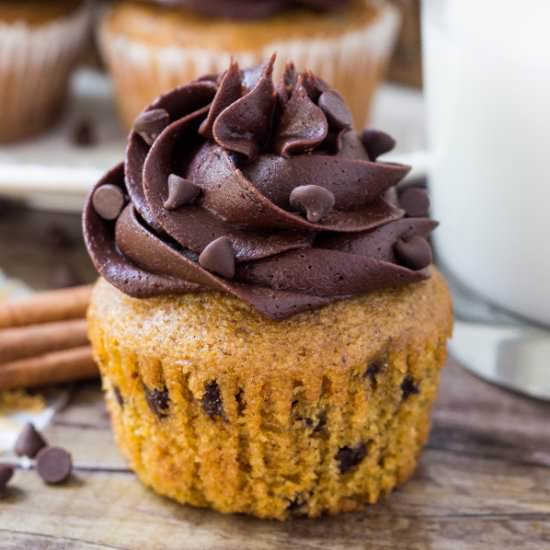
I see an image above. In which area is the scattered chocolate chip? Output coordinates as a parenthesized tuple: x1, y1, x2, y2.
(336, 443, 367, 474)
(202, 381, 224, 419)
(36, 447, 73, 485)
(287, 493, 308, 515)
(92, 184, 125, 221)
(289, 185, 335, 223)
(361, 129, 396, 160)
(134, 108, 170, 146)
(113, 385, 124, 407)
(0, 465, 14, 492)
(318, 90, 353, 129)
(198, 237, 236, 279)
(71, 119, 96, 147)
(400, 187, 430, 218)
(394, 236, 432, 270)
(144, 385, 170, 419)
(14, 423, 47, 459)
(401, 376, 420, 400)
(163, 174, 201, 210)
(50, 264, 82, 289)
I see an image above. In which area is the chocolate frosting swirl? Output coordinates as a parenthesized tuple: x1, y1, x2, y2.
(152, 0, 350, 19)
(83, 57, 437, 320)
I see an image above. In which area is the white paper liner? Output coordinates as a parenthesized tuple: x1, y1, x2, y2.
(99, 1, 400, 128)
(0, 2, 91, 142)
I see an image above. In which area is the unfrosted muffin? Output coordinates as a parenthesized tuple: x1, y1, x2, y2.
(99, 0, 400, 130)
(83, 58, 453, 519)
(0, 1, 90, 143)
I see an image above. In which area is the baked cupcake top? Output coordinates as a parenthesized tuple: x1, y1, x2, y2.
(83, 56, 437, 320)
(150, 0, 350, 19)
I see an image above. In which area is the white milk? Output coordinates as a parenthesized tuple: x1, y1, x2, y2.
(422, 0, 550, 326)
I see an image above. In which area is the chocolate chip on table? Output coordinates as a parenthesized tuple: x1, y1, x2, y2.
(361, 129, 396, 161)
(92, 184, 125, 221)
(0, 465, 14, 492)
(399, 187, 431, 218)
(394, 236, 433, 271)
(71, 119, 96, 147)
(163, 174, 201, 210)
(202, 381, 225, 419)
(144, 386, 170, 419)
(318, 90, 353, 130)
(198, 237, 236, 279)
(336, 443, 368, 474)
(36, 447, 73, 485)
(14, 422, 47, 459)
(134, 108, 170, 146)
(289, 185, 335, 223)
(401, 376, 420, 401)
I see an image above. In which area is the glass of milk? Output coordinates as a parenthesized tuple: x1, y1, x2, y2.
(422, 0, 550, 399)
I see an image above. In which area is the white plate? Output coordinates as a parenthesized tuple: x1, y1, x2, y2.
(0, 69, 427, 212)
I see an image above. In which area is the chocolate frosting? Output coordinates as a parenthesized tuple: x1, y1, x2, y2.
(152, 0, 350, 19)
(83, 57, 437, 320)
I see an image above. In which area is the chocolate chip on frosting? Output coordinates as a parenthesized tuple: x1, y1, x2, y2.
(134, 108, 170, 146)
(36, 447, 73, 485)
(400, 187, 430, 218)
(164, 175, 201, 210)
(289, 185, 335, 223)
(14, 422, 47, 459)
(92, 184, 125, 221)
(336, 443, 368, 474)
(199, 237, 236, 279)
(394, 236, 432, 271)
(318, 90, 353, 129)
(361, 129, 396, 161)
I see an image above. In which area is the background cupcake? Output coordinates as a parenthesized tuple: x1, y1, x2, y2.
(0, 1, 91, 143)
(99, 0, 400, 130)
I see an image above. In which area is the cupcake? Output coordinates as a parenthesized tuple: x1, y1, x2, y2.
(83, 58, 453, 519)
(0, 1, 90, 143)
(99, 0, 400, 131)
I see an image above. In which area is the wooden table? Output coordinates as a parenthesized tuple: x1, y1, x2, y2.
(1, 206, 549, 549)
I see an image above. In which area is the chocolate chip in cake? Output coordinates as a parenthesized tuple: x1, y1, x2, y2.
(394, 236, 433, 271)
(113, 385, 124, 408)
(0, 465, 14, 492)
(361, 129, 396, 161)
(401, 376, 420, 401)
(399, 187, 430, 218)
(235, 388, 246, 415)
(198, 237, 236, 279)
(36, 447, 73, 485)
(202, 381, 225, 419)
(289, 185, 335, 223)
(336, 443, 368, 474)
(71, 119, 96, 147)
(318, 90, 353, 130)
(14, 422, 47, 459)
(144, 385, 170, 419)
(134, 108, 170, 146)
(306, 409, 327, 434)
(287, 493, 308, 515)
(92, 184, 125, 221)
(164, 174, 201, 210)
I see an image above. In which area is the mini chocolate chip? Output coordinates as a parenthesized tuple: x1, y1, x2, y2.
(134, 108, 170, 146)
(336, 443, 367, 474)
(318, 90, 353, 129)
(92, 184, 125, 221)
(394, 236, 432, 270)
(202, 381, 224, 419)
(164, 174, 201, 210)
(36, 447, 72, 485)
(14, 423, 47, 459)
(361, 129, 396, 160)
(401, 376, 420, 400)
(400, 187, 430, 218)
(0, 465, 14, 492)
(198, 237, 236, 279)
(113, 385, 124, 407)
(144, 385, 170, 419)
(289, 185, 335, 223)
(71, 119, 96, 147)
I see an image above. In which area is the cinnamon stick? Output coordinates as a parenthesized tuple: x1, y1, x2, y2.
(0, 346, 98, 392)
(0, 319, 89, 364)
(0, 285, 92, 329)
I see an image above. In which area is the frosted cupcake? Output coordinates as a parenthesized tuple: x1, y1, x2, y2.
(0, 1, 90, 143)
(84, 58, 453, 519)
(99, 0, 399, 130)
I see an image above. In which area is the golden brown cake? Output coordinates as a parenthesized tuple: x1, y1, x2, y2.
(99, 0, 400, 130)
(83, 59, 453, 519)
(0, 0, 90, 143)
